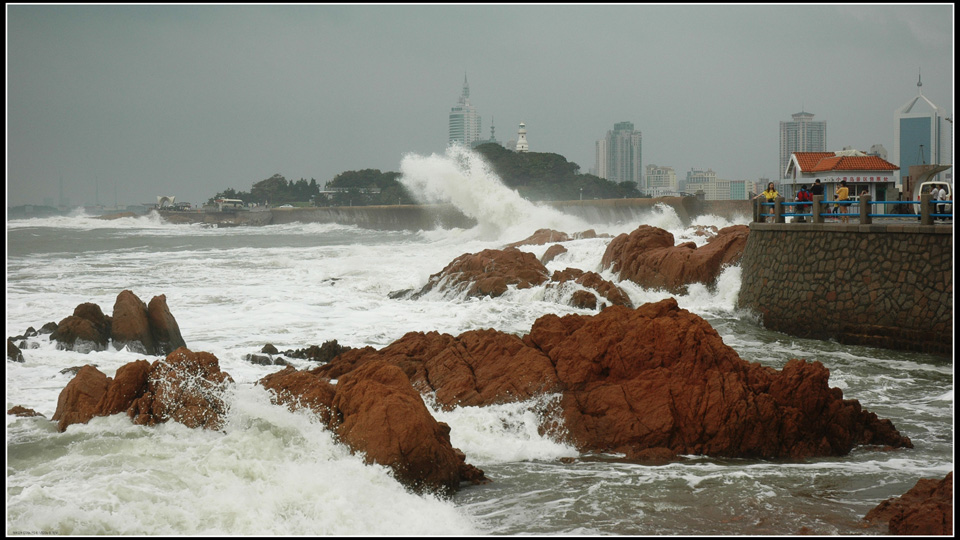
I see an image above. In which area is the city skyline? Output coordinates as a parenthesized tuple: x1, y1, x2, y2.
(7, 4, 954, 207)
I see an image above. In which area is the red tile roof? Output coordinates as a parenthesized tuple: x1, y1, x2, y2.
(793, 152, 899, 172)
(793, 152, 836, 171)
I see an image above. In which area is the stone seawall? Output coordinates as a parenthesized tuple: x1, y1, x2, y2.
(737, 222, 953, 355)
(158, 197, 712, 230)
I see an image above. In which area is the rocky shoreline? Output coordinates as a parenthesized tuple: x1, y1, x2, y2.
(6, 222, 952, 532)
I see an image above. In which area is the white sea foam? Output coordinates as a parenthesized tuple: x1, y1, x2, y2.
(6, 385, 478, 535)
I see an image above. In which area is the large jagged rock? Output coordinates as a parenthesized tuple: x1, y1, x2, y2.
(111, 290, 156, 354)
(258, 360, 488, 495)
(52, 349, 232, 432)
(147, 295, 187, 355)
(128, 348, 233, 430)
(50, 303, 112, 352)
(313, 298, 912, 461)
(526, 300, 911, 458)
(601, 224, 749, 294)
(414, 248, 551, 299)
(865, 472, 953, 535)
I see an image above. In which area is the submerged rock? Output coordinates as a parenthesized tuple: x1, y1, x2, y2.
(7, 405, 44, 418)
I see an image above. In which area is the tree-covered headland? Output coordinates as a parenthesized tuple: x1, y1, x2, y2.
(208, 145, 643, 207)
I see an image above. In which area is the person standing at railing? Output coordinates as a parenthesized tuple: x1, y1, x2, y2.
(795, 185, 812, 222)
(810, 179, 825, 220)
(754, 182, 779, 223)
(935, 184, 947, 221)
(835, 180, 850, 223)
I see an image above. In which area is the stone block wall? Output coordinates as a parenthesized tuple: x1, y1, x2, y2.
(737, 223, 953, 355)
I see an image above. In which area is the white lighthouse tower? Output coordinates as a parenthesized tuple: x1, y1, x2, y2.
(515, 122, 529, 153)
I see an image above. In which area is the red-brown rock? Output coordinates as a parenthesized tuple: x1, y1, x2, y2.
(415, 248, 550, 299)
(147, 295, 187, 355)
(127, 348, 233, 430)
(7, 405, 45, 418)
(257, 358, 488, 495)
(865, 472, 953, 535)
(52, 350, 233, 432)
(523, 299, 911, 458)
(332, 361, 468, 495)
(540, 244, 568, 265)
(601, 224, 749, 294)
(549, 267, 634, 309)
(259, 366, 338, 424)
(313, 330, 562, 408)
(52, 364, 110, 432)
(50, 302, 112, 352)
(96, 360, 152, 416)
(505, 228, 571, 248)
(111, 290, 156, 354)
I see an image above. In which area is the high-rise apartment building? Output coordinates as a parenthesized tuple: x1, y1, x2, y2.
(645, 164, 678, 193)
(448, 75, 481, 148)
(779, 111, 826, 179)
(894, 74, 951, 185)
(595, 122, 642, 185)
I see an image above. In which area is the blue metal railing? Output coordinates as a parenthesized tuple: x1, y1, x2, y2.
(756, 197, 953, 223)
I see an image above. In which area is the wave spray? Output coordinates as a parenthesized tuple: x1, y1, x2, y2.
(399, 145, 589, 240)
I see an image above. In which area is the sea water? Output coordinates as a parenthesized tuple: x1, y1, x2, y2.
(5, 147, 953, 535)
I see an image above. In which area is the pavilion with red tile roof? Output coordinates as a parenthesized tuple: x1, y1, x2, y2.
(784, 150, 899, 202)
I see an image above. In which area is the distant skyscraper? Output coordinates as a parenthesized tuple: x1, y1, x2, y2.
(595, 121, 642, 185)
(779, 111, 826, 179)
(894, 72, 951, 184)
(448, 75, 482, 148)
(515, 122, 529, 152)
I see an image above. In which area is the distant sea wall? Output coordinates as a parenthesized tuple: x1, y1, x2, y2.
(158, 197, 720, 230)
(737, 222, 953, 355)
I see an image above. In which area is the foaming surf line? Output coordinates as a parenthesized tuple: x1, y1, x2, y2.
(399, 145, 590, 241)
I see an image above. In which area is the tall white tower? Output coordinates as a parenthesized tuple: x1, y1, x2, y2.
(515, 122, 529, 152)
(448, 74, 481, 147)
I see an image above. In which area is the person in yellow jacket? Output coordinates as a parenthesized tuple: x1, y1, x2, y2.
(835, 180, 850, 223)
(754, 182, 779, 222)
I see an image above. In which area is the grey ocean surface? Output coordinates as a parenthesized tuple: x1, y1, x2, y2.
(5, 205, 953, 535)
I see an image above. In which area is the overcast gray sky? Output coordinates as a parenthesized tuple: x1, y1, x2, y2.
(6, 4, 954, 208)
